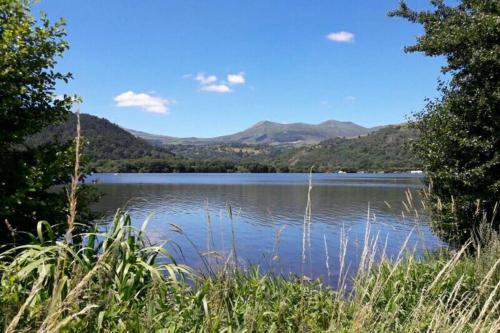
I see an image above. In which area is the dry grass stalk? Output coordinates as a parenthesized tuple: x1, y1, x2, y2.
(36, 109, 94, 333)
(38, 232, 117, 333)
(205, 200, 214, 254)
(323, 234, 331, 281)
(65, 107, 81, 244)
(227, 204, 238, 268)
(5, 270, 47, 333)
(50, 305, 98, 332)
(41, 108, 82, 327)
(301, 169, 313, 274)
(337, 224, 349, 294)
(3, 219, 15, 243)
(272, 225, 286, 263)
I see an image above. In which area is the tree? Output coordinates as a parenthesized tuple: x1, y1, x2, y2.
(390, 1, 499, 244)
(0, 0, 96, 243)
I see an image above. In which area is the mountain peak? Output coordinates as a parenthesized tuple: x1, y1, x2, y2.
(251, 120, 277, 128)
(320, 120, 357, 127)
(129, 119, 378, 146)
(212, 119, 373, 145)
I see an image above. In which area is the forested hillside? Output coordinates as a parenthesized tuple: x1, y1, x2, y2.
(280, 125, 420, 172)
(29, 113, 420, 172)
(166, 143, 285, 163)
(29, 113, 174, 161)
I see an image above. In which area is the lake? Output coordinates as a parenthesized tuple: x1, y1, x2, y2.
(88, 173, 444, 285)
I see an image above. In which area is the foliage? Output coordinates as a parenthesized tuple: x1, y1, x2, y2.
(282, 125, 420, 172)
(0, 211, 189, 332)
(390, 0, 500, 244)
(166, 142, 287, 164)
(29, 113, 174, 161)
(92, 157, 283, 173)
(0, 0, 99, 243)
(0, 139, 99, 244)
(0, 211, 498, 332)
(0, 0, 71, 145)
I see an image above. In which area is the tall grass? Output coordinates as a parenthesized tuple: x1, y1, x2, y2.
(0, 114, 498, 331)
(1, 210, 498, 331)
(0, 211, 190, 332)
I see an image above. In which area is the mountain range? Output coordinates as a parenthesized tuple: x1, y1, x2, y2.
(29, 113, 419, 172)
(128, 120, 381, 146)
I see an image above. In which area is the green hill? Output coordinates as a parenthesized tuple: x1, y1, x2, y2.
(29, 112, 174, 162)
(165, 142, 285, 163)
(280, 124, 420, 172)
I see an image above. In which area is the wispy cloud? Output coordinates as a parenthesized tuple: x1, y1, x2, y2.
(195, 73, 218, 85)
(227, 72, 245, 85)
(326, 31, 354, 43)
(114, 91, 170, 114)
(345, 96, 356, 102)
(185, 71, 245, 93)
(201, 84, 231, 93)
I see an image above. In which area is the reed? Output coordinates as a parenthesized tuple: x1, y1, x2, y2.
(0, 209, 498, 331)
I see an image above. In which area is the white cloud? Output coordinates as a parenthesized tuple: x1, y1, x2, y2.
(227, 72, 245, 85)
(200, 84, 231, 93)
(186, 71, 245, 93)
(345, 96, 356, 101)
(114, 91, 170, 114)
(195, 73, 217, 85)
(326, 31, 354, 43)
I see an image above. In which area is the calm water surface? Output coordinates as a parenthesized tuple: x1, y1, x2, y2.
(89, 173, 444, 284)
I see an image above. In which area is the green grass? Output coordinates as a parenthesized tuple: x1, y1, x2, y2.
(0, 210, 498, 332)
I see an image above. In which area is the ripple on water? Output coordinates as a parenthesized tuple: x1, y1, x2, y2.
(90, 173, 444, 285)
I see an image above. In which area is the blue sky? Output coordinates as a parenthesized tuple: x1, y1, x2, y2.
(37, 0, 444, 138)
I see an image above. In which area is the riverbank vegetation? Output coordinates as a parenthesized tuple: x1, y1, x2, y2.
(1, 210, 498, 332)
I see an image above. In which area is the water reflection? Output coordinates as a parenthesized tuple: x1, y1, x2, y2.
(90, 173, 444, 284)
